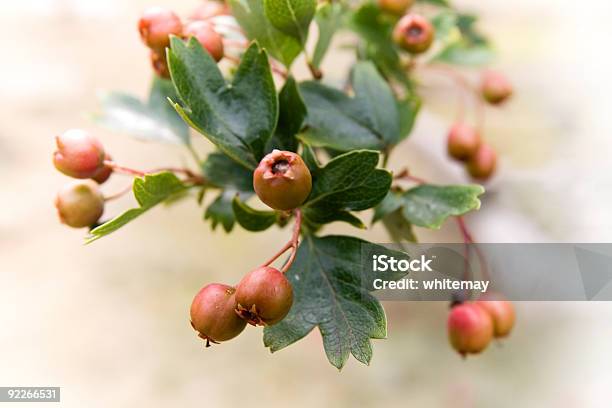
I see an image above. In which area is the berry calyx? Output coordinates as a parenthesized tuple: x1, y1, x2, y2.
(183, 21, 224, 62)
(378, 0, 414, 15)
(92, 154, 113, 184)
(253, 150, 312, 211)
(466, 143, 497, 180)
(481, 71, 513, 105)
(447, 123, 481, 161)
(190, 1, 230, 21)
(476, 294, 515, 338)
(190, 283, 247, 346)
(448, 302, 494, 356)
(53, 129, 105, 179)
(150, 50, 170, 79)
(55, 180, 104, 228)
(393, 14, 435, 54)
(138, 7, 183, 51)
(235, 266, 293, 326)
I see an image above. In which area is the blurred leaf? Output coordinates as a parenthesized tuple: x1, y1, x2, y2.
(94, 77, 190, 145)
(264, 235, 406, 369)
(433, 12, 494, 66)
(205, 190, 236, 232)
(401, 184, 484, 229)
(382, 209, 417, 243)
(417, 0, 451, 7)
(201, 151, 254, 193)
(397, 95, 421, 141)
(229, 0, 302, 67)
(312, 2, 344, 68)
(263, 0, 316, 44)
(86, 172, 187, 243)
(232, 196, 277, 231)
(168, 38, 278, 169)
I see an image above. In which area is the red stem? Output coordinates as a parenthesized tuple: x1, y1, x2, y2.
(103, 184, 132, 202)
(261, 209, 302, 273)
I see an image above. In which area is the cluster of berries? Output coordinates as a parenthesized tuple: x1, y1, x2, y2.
(447, 294, 515, 356)
(53, 130, 111, 228)
(191, 150, 312, 346)
(447, 71, 512, 180)
(138, 2, 228, 78)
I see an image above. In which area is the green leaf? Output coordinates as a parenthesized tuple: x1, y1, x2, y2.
(229, 0, 302, 67)
(382, 209, 417, 243)
(263, 235, 405, 369)
(312, 2, 344, 68)
(433, 12, 493, 66)
(201, 151, 254, 193)
(298, 65, 402, 151)
(232, 196, 277, 231)
(303, 150, 391, 225)
(397, 95, 421, 141)
(372, 190, 404, 223)
(168, 39, 278, 169)
(93, 77, 190, 145)
(268, 77, 306, 152)
(204, 190, 236, 232)
(263, 0, 316, 44)
(401, 184, 484, 229)
(417, 0, 451, 7)
(86, 172, 187, 243)
(302, 207, 365, 229)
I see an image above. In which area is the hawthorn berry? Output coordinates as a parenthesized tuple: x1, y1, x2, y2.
(190, 1, 230, 21)
(190, 283, 247, 346)
(235, 266, 293, 326)
(476, 294, 515, 338)
(183, 21, 224, 62)
(378, 0, 414, 15)
(150, 50, 170, 79)
(55, 180, 104, 228)
(138, 7, 183, 51)
(481, 71, 513, 105)
(53, 129, 105, 179)
(392, 14, 435, 54)
(466, 143, 497, 180)
(92, 154, 113, 184)
(447, 123, 481, 161)
(253, 150, 312, 211)
(447, 302, 494, 356)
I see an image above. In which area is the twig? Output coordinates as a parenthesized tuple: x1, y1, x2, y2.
(104, 184, 132, 202)
(261, 209, 303, 273)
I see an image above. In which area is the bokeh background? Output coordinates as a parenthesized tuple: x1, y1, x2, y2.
(2, 0, 612, 406)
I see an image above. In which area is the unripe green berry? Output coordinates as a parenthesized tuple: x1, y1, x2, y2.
(378, 0, 414, 15)
(138, 7, 183, 51)
(448, 302, 494, 356)
(183, 21, 224, 62)
(190, 1, 230, 21)
(92, 154, 113, 184)
(253, 150, 312, 211)
(476, 294, 515, 338)
(447, 123, 481, 161)
(55, 180, 104, 228)
(481, 71, 513, 105)
(235, 266, 293, 326)
(53, 129, 105, 179)
(466, 143, 497, 180)
(393, 14, 434, 54)
(190, 283, 247, 346)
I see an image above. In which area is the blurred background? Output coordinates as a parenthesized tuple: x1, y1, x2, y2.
(2, 0, 612, 406)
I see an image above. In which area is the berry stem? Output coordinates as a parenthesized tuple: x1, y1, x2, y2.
(104, 160, 146, 177)
(393, 168, 427, 184)
(261, 208, 303, 273)
(104, 160, 206, 185)
(103, 184, 133, 202)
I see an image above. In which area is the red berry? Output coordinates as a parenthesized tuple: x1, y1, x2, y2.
(466, 143, 497, 180)
(378, 0, 414, 15)
(190, 1, 230, 21)
(448, 303, 494, 356)
(92, 154, 113, 184)
(190, 283, 247, 346)
(53, 129, 105, 179)
(150, 50, 170, 79)
(253, 150, 312, 211)
(481, 71, 513, 105)
(447, 123, 481, 161)
(476, 294, 515, 338)
(235, 266, 293, 326)
(393, 14, 435, 54)
(55, 180, 104, 228)
(138, 7, 183, 51)
(183, 21, 224, 62)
